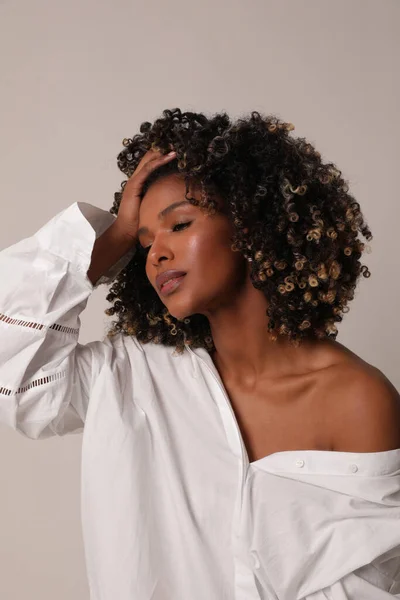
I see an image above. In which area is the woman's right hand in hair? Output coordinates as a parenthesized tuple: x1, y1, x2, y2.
(113, 149, 177, 241)
(87, 149, 176, 286)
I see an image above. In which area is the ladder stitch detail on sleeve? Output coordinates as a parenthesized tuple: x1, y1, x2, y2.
(0, 312, 78, 335)
(0, 370, 68, 396)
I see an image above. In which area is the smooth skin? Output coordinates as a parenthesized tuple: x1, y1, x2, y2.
(117, 149, 400, 463)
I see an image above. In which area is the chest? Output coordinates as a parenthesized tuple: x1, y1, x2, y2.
(221, 373, 334, 463)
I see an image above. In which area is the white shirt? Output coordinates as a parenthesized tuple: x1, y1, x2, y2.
(1, 201, 400, 600)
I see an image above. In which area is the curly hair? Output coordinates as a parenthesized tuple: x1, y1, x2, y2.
(105, 108, 372, 355)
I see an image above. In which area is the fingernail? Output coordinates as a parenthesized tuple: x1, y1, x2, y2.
(167, 151, 176, 156)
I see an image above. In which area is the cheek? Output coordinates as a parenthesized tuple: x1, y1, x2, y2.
(185, 230, 227, 265)
(185, 230, 243, 280)
(144, 259, 152, 282)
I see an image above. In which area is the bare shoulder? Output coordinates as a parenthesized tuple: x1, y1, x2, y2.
(318, 342, 400, 453)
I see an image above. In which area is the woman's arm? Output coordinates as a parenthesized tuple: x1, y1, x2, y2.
(0, 202, 135, 439)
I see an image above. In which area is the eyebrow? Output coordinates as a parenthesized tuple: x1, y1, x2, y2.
(137, 200, 191, 238)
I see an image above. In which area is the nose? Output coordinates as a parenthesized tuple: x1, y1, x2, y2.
(148, 235, 174, 266)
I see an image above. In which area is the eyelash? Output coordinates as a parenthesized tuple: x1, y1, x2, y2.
(140, 221, 192, 254)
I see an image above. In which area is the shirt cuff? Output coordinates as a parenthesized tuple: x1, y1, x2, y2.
(34, 202, 136, 289)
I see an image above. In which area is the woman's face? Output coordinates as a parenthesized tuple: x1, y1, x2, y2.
(138, 173, 249, 321)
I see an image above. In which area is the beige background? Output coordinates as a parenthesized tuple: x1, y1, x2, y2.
(0, 0, 399, 598)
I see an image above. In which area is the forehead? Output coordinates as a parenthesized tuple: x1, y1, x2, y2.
(139, 174, 197, 221)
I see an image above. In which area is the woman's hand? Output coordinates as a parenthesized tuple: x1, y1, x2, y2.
(114, 149, 177, 241)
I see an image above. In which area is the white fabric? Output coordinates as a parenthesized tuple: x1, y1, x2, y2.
(1, 201, 400, 600)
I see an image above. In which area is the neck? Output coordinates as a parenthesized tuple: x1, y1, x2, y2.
(205, 270, 320, 385)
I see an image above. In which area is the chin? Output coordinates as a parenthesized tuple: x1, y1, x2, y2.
(162, 293, 202, 322)
(165, 303, 193, 322)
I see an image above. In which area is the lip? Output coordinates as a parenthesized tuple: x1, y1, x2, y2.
(156, 270, 187, 292)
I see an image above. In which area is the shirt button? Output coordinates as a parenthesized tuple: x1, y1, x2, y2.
(250, 550, 260, 569)
(350, 464, 358, 473)
(295, 459, 305, 468)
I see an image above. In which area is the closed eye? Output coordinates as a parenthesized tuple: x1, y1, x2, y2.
(172, 221, 192, 233)
(139, 221, 192, 254)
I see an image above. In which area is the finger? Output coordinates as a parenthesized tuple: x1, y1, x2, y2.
(125, 151, 177, 197)
(134, 150, 177, 181)
(133, 149, 176, 177)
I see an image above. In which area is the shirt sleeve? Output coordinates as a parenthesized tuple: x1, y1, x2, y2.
(247, 450, 400, 600)
(0, 202, 136, 440)
(300, 457, 400, 600)
(304, 557, 400, 599)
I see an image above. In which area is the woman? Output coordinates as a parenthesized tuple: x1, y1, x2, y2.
(1, 108, 400, 599)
